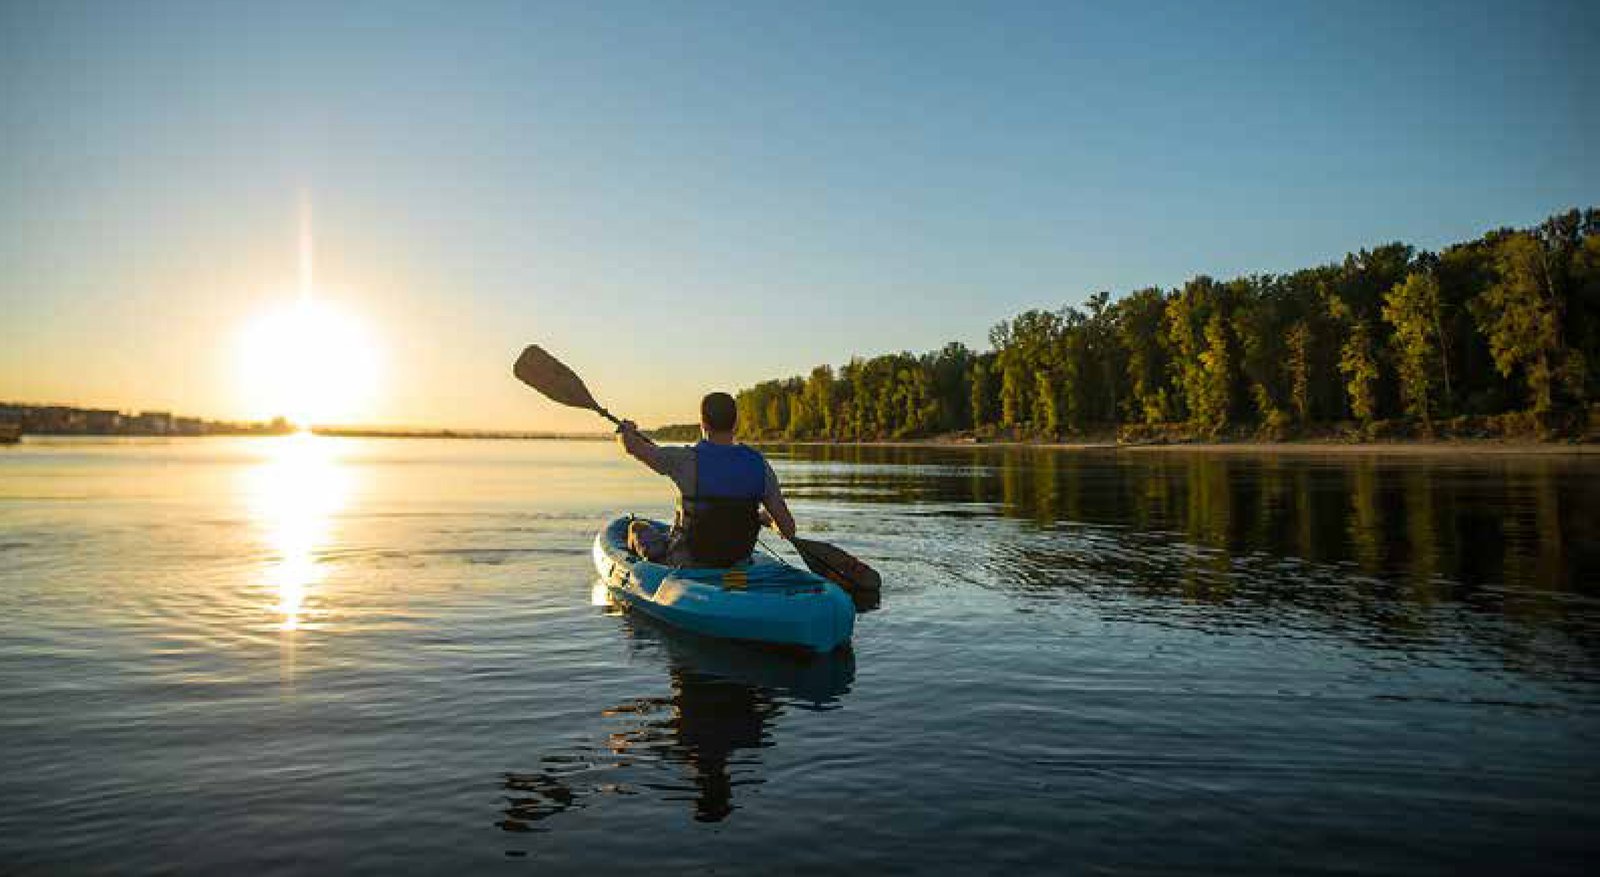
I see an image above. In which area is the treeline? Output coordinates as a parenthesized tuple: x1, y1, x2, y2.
(735, 208, 1599, 441)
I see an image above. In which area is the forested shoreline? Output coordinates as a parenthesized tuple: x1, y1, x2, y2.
(728, 209, 1599, 443)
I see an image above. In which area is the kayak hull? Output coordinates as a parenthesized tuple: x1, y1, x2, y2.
(592, 517, 855, 654)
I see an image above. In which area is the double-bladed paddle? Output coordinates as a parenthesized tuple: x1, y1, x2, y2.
(513, 343, 882, 596)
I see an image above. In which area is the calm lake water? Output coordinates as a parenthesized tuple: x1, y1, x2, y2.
(1, 436, 1597, 874)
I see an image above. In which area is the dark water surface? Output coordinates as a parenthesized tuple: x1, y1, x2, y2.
(2, 437, 1597, 874)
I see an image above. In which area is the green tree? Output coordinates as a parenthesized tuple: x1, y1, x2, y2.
(1033, 370, 1059, 435)
(1167, 277, 1237, 433)
(802, 365, 836, 438)
(1470, 232, 1584, 414)
(1165, 277, 1211, 422)
(785, 393, 812, 438)
(927, 342, 975, 431)
(992, 310, 1062, 431)
(1080, 292, 1125, 425)
(1055, 306, 1087, 431)
(1286, 321, 1312, 425)
(1567, 211, 1600, 392)
(969, 357, 994, 428)
(1382, 272, 1447, 429)
(1196, 314, 1235, 434)
(1338, 317, 1380, 426)
(1232, 276, 1292, 430)
(999, 363, 1027, 428)
(1117, 287, 1173, 423)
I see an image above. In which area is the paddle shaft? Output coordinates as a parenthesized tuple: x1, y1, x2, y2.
(555, 386, 657, 446)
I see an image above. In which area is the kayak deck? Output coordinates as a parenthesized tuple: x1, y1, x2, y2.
(592, 517, 855, 654)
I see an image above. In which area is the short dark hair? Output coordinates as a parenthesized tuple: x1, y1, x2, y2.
(700, 392, 737, 432)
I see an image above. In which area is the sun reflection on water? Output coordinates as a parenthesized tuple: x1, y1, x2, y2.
(245, 433, 351, 632)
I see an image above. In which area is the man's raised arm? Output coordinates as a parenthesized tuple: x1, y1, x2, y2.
(616, 421, 667, 475)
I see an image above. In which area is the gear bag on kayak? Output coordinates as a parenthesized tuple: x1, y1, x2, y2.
(676, 441, 766, 566)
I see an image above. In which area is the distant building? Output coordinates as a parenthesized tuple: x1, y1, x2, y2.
(84, 409, 121, 433)
(0, 403, 234, 436)
(31, 407, 73, 432)
(131, 411, 172, 435)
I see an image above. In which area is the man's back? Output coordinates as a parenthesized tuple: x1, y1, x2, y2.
(650, 442, 781, 510)
(623, 440, 792, 566)
(615, 391, 798, 564)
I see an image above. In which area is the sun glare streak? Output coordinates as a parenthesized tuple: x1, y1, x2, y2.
(236, 199, 383, 427)
(245, 433, 351, 632)
(298, 194, 314, 304)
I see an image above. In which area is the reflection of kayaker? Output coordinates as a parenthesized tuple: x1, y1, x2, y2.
(498, 617, 856, 832)
(606, 617, 855, 822)
(607, 667, 780, 823)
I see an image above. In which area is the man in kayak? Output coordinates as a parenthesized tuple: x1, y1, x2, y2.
(616, 391, 796, 567)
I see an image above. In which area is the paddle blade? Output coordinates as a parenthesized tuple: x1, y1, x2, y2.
(792, 537, 881, 594)
(513, 345, 605, 413)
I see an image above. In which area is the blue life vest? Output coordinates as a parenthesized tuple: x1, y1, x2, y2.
(677, 441, 767, 566)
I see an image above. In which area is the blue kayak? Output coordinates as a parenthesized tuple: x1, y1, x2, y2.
(592, 517, 855, 653)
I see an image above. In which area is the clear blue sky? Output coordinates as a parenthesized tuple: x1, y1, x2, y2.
(2, 0, 1595, 429)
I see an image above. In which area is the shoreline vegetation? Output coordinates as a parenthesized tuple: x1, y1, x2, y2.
(726, 208, 1600, 447)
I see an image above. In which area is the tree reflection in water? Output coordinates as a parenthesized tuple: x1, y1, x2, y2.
(500, 612, 855, 832)
(768, 443, 1599, 664)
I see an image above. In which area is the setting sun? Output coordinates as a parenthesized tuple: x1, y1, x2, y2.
(235, 200, 382, 428)
(237, 298, 381, 427)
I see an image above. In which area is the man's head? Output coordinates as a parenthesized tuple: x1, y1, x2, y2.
(700, 392, 738, 438)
